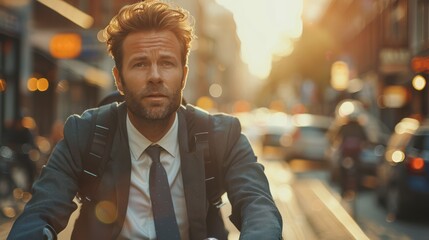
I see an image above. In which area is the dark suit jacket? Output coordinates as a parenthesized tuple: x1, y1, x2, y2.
(8, 103, 282, 240)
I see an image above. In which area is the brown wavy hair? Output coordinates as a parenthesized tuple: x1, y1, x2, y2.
(103, 0, 195, 71)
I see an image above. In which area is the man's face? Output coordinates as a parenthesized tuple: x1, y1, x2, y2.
(114, 30, 188, 121)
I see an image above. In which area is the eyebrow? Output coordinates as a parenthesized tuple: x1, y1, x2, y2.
(159, 55, 178, 61)
(130, 51, 178, 60)
(131, 54, 179, 64)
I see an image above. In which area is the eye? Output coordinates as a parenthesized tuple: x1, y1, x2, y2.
(161, 60, 175, 67)
(134, 63, 144, 68)
(133, 61, 148, 68)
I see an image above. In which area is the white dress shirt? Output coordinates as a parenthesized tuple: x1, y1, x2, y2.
(119, 113, 189, 240)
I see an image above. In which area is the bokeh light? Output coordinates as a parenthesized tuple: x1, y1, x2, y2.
(412, 75, 426, 91)
(0, 79, 6, 92)
(95, 201, 117, 224)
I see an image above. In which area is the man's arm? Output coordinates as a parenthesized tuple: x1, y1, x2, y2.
(214, 116, 283, 239)
(7, 114, 91, 240)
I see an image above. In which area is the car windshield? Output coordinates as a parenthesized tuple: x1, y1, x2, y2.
(300, 127, 327, 137)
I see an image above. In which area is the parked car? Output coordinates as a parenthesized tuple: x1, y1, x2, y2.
(376, 117, 429, 218)
(280, 113, 333, 162)
(260, 111, 294, 148)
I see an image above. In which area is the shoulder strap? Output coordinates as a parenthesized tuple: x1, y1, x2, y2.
(78, 103, 118, 203)
(185, 104, 224, 208)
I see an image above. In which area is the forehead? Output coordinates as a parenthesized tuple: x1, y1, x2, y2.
(122, 30, 182, 58)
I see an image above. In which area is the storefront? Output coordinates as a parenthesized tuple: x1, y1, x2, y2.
(0, 6, 26, 145)
(409, 0, 429, 119)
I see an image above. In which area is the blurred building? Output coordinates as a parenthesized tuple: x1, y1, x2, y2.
(187, 0, 245, 112)
(409, 1, 429, 120)
(260, 0, 428, 129)
(29, 0, 135, 135)
(317, 0, 418, 130)
(0, 1, 31, 145)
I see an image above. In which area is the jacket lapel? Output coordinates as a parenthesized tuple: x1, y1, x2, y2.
(178, 108, 208, 239)
(110, 103, 132, 238)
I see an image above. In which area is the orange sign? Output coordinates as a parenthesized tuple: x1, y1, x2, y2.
(411, 56, 429, 73)
(49, 33, 82, 59)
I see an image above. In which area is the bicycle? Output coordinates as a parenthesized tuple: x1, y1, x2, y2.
(339, 155, 360, 219)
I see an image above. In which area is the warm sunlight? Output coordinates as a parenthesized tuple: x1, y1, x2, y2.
(216, 0, 303, 79)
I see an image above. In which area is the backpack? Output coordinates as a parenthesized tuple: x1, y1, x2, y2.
(77, 103, 224, 208)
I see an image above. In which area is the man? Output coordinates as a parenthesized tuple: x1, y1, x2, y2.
(7, 1, 282, 239)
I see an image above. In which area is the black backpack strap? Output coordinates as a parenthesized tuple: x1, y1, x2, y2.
(185, 104, 224, 208)
(78, 103, 118, 203)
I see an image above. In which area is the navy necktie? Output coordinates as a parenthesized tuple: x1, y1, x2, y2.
(146, 145, 181, 240)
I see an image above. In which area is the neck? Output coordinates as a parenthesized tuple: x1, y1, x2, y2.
(128, 111, 176, 142)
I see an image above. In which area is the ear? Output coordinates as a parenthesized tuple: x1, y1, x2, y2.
(112, 67, 124, 95)
(181, 65, 188, 90)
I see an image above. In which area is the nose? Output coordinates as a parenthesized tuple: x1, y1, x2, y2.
(149, 65, 161, 82)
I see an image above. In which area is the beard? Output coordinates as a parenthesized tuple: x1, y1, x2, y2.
(123, 83, 182, 121)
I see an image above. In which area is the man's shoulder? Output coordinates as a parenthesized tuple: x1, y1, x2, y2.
(182, 104, 239, 128)
(66, 102, 121, 123)
(63, 102, 122, 138)
(181, 105, 241, 146)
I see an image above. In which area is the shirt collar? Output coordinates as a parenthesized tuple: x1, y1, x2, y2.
(156, 114, 178, 157)
(126, 113, 178, 160)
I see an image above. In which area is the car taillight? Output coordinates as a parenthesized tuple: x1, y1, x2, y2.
(407, 156, 425, 173)
(292, 129, 300, 141)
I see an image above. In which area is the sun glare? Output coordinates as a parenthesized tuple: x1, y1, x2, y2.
(216, 0, 303, 79)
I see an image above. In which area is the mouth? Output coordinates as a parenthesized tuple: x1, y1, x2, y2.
(144, 93, 167, 100)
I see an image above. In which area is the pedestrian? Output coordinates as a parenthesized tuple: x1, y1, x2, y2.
(7, 1, 282, 239)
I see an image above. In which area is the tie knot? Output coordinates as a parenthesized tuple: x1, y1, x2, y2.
(146, 145, 162, 163)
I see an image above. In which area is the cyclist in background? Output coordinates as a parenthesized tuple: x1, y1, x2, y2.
(335, 112, 368, 197)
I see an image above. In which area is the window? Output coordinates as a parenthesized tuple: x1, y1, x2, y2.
(384, 0, 408, 47)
